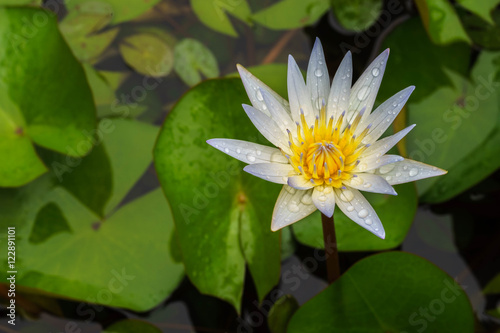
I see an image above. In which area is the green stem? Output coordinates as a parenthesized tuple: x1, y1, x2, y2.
(321, 213, 340, 284)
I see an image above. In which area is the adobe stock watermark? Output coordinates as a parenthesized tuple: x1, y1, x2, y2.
(338, 0, 405, 54)
(400, 278, 467, 333)
(236, 235, 336, 333)
(408, 72, 500, 163)
(51, 66, 166, 182)
(50, 267, 135, 333)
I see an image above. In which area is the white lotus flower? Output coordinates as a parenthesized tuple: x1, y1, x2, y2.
(207, 38, 446, 239)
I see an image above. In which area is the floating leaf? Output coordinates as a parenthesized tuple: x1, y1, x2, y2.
(414, 0, 471, 45)
(293, 183, 417, 251)
(379, 17, 470, 103)
(252, 0, 329, 30)
(406, 54, 499, 197)
(66, 0, 162, 24)
(288, 252, 474, 333)
(460, 7, 500, 50)
(191, 0, 252, 37)
(457, 0, 500, 24)
(0, 7, 96, 187)
(59, 11, 119, 63)
(330, 0, 383, 32)
(174, 38, 219, 87)
(0, 119, 183, 311)
(268, 295, 299, 333)
(119, 33, 174, 77)
(154, 79, 282, 311)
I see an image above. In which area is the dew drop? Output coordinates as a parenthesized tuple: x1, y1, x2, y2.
(323, 186, 333, 194)
(314, 68, 323, 77)
(224, 148, 229, 153)
(395, 172, 402, 177)
(385, 176, 392, 181)
(287, 201, 300, 212)
(357, 86, 371, 101)
(363, 182, 372, 188)
(358, 209, 369, 218)
(364, 218, 373, 225)
(236, 148, 241, 154)
(347, 205, 355, 212)
(379, 164, 395, 174)
(247, 154, 256, 162)
(286, 186, 296, 194)
(371, 68, 380, 77)
(340, 190, 354, 202)
(409, 168, 419, 177)
(301, 193, 313, 205)
(318, 195, 327, 202)
(358, 163, 368, 171)
(256, 90, 263, 101)
(256, 150, 262, 156)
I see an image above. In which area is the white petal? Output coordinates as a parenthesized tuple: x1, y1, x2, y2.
(244, 163, 295, 184)
(288, 175, 314, 190)
(260, 88, 294, 134)
(237, 64, 288, 116)
(343, 173, 397, 195)
(307, 38, 330, 114)
(271, 186, 316, 231)
(361, 124, 415, 158)
(347, 49, 389, 125)
(288, 55, 315, 124)
(312, 186, 335, 217)
(206, 139, 288, 164)
(242, 104, 290, 152)
(327, 51, 352, 121)
(355, 154, 404, 172)
(334, 188, 385, 239)
(373, 158, 447, 185)
(357, 86, 415, 143)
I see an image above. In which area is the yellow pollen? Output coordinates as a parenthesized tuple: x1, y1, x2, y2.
(288, 105, 368, 188)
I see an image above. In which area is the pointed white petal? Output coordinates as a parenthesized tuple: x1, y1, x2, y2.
(334, 188, 385, 239)
(237, 64, 288, 116)
(357, 86, 415, 143)
(260, 88, 294, 134)
(307, 38, 330, 114)
(355, 154, 404, 172)
(347, 49, 389, 125)
(327, 51, 352, 121)
(288, 55, 315, 124)
(244, 163, 295, 184)
(373, 158, 447, 185)
(271, 186, 316, 231)
(207, 139, 288, 164)
(242, 104, 290, 152)
(361, 124, 415, 158)
(288, 175, 314, 190)
(312, 186, 335, 217)
(343, 173, 397, 195)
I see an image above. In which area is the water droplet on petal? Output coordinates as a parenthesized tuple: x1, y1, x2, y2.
(236, 148, 241, 154)
(256, 90, 263, 101)
(379, 164, 395, 174)
(340, 190, 354, 202)
(286, 186, 296, 194)
(301, 193, 313, 205)
(358, 209, 369, 218)
(256, 150, 262, 156)
(347, 205, 354, 212)
(365, 218, 373, 225)
(363, 182, 372, 188)
(371, 68, 380, 77)
(224, 148, 229, 153)
(314, 68, 323, 77)
(385, 176, 392, 181)
(247, 154, 256, 162)
(357, 86, 371, 101)
(288, 201, 300, 212)
(409, 168, 419, 177)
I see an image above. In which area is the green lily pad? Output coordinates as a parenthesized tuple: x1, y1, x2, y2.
(66, 0, 161, 24)
(407, 53, 499, 197)
(154, 78, 282, 311)
(288, 252, 474, 333)
(252, 0, 329, 30)
(457, 0, 500, 24)
(268, 295, 299, 333)
(119, 33, 174, 77)
(103, 319, 161, 333)
(174, 38, 219, 87)
(0, 7, 96, 187)
(0, 119, 183, 311)
(330, 0, 383, 32)
(460, 8, 500, 50)
(414, 0, 471, 45)
(293, 183, 417, 251)
(379, 17, 470, 103)
(191, 0, 252, 37)
(59, 11, 119, 63)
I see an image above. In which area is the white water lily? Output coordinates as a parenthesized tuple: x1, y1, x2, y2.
(207, 38, 446, 239)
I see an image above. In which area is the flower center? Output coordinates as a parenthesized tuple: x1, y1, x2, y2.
(285, 103, 371, 188)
